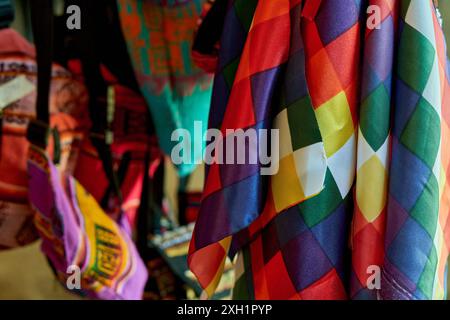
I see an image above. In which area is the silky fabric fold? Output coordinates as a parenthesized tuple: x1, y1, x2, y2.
(190, 0, 450, 300)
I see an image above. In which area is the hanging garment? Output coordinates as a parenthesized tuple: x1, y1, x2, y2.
(191, 1, 360, 299)
(350, 0, 450, 300)
(189, 0, 450, 300)
(379, 0, 450, 300)
(27, 1, 147, 300)
(70, 61, 161, 229)
(0, 28, 90, 250)
(292, 0, 362, 300)
(351, 0, 399, 299)
(187, 0, 257, 296)
(74, 89, 157, 229)
(116, 0, 214, 177)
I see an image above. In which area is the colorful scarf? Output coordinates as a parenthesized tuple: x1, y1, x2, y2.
(189, 0, 450, 300)
(351, 0, 398, 299)
(116, 0, 213, 177)
(351, 0, 450, 300)
(380, 0, 450, 300)
(231, 0, 361, 300)
(190, 0, 355, 298)
(187, 0, 257, 296)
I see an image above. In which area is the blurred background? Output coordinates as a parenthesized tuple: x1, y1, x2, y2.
(442, 1, 450, 43)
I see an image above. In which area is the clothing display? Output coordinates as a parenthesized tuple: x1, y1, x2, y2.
(1, 0, 450, 302)
(189, 0, 450, 300)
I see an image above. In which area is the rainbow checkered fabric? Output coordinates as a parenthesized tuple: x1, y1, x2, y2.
(189, 0, 450, 300)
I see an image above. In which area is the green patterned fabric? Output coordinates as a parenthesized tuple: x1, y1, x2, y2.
(117, 0, 213, 177)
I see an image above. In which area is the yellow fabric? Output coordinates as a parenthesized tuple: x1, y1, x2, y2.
(0, 241, 81, 299)
(74, 180, 131, 293)
(315, 91, 354, 157)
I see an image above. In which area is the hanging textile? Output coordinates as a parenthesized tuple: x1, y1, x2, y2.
(27, 1, 148, 299)
(231, 0, 362, 300)
(0, 28, 90, 250)
(380, 0, 450, 300)
(187, 0, 257, 296)
(116, 0, 214, 177)
(351, 0, 450, 300)
(70, 61, 160, 229)
(189, 0, 358, 298)
(29, 146, 148, 299)
(189, 0, 450, 300)
(351, 0, 399, 299)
